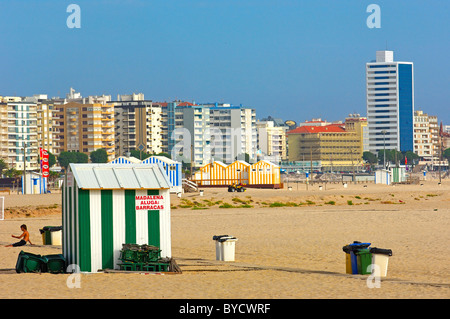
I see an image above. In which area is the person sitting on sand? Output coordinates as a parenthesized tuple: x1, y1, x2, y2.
(5, 224, 33, 247)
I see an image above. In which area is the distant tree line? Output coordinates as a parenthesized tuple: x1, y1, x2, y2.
(56, 149, 172, 170)
(128, 150, 171, 161)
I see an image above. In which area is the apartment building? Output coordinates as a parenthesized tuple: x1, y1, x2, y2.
(201, 103, 257, 165)
(256, 120, 287, 163)
(0, 101, 39, 171)
(413, 111, 433, 160)
(287, 116, 366, 171)
(37, 102, 54, 154)
(166, 102, 257, 168)
(0, 103, 9, 163)
(441, 123, 450, 150)
(413, 110, 440, 161)
(158, 102, 176, 154)
(366, 50, 415, 153)
(429, 115, 439, 159)
(206, 103, 257, 164)
(53, 102, 115, 161)
(111, 97, 163, 157)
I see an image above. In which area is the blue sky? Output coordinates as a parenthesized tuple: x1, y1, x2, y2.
(1, 0, 449, 124)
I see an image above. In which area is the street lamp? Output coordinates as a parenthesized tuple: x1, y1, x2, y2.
(350, 149, 355, 182)
(381, 130, 387, 169)
(439, 134, 443, 184)
(22, 143, 27, 194)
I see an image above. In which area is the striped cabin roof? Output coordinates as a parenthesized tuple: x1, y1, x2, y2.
(141, 156, 179, 165)
(69, 163, 171, 190)
(109, 156, 141, 164)
(251, 160, 280, 167)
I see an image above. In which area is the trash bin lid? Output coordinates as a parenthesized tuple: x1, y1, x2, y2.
(218, 236, 237, 243)
(342, 242, 371, 253)
(369, 247, 392, 256)
(42, 226, 63, 232)
(213, 235, 230, 241)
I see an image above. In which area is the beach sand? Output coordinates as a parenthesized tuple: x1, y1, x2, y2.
(0, 180, 449, 299)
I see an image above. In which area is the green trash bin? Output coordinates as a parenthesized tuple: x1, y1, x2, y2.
(356, 249, 372, 275)
(43, 254, 66, 274)
(15, 251, 47, 273)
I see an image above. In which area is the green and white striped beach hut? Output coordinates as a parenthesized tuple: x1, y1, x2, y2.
(62, 163, 172, 273)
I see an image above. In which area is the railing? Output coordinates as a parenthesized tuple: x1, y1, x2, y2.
(182, 179, 198, 192)
(191, 178, 249, 186)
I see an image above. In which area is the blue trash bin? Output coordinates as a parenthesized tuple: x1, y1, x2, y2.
(343, 241, 371, 274)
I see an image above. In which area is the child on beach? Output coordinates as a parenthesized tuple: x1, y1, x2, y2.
(5, 224, 33, 247)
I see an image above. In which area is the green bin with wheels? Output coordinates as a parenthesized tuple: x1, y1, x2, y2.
(43, 254, 66, 274)
(356, 249, 372, 275)
(15, 251, 47, 273)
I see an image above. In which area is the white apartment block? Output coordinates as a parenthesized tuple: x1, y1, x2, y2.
(176, 103, 211, 167)
(0, 101, 39, 171)
(366, 50, 415, 153)
(413, 111, 434, 160)
(172, 103, 257, 168)
(256, 120, 287, 163)
(429, 115, 439, 159)
(207, 104, 257, 164)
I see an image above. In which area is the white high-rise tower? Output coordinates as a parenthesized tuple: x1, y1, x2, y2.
(366, 50, 415, 154)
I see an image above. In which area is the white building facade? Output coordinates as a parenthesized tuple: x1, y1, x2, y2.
(366, 50, 415, 154)
(1, 101, 39, 171)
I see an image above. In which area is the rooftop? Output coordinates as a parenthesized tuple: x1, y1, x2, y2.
(69, 163, 171, 190)
(287, 125, 346, 134)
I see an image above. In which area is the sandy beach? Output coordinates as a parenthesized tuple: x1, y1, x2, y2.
(0, 180, 449, 299)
